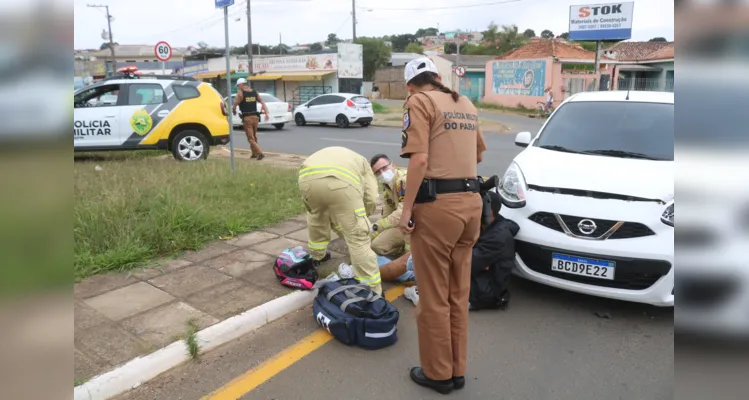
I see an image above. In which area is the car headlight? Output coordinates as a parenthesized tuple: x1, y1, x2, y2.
(498, 162, 527, 208)
(661, 199, 674, 227)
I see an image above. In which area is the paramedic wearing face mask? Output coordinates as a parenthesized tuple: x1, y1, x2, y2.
(369, 154, 411, 258)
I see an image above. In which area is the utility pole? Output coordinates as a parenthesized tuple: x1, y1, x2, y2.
(88, 4, 116, 74)
(594, 40, 601, 90)
(246, 0, 254, 75)
(352, 0, 357, 42)
(279, 33, 282, 55)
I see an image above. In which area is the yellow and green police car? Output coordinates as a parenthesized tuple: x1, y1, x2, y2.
(73, 72, 230, 161)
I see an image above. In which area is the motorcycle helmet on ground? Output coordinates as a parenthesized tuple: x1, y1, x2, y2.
(274, 246, 319, 290)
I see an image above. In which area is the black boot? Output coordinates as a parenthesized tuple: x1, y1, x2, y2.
(256, 154, 265, 161)
(453, 376, 466, 390)
(409, 367, 454, 395)
(312, 252, 331, 267)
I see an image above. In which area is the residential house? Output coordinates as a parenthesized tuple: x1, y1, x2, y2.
(483, 38, 615, 108)
(604, 41, 674, 92)
(74, 44, 189, 78)
(432, 55, 495, 101)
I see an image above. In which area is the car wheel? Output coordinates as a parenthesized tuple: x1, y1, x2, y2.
(171, 130, 209, 161)
(360, 122, 371, 127)
(336, 114, 350, 128)
(273, 123, 285, 130)
(295, 113, 306, 126)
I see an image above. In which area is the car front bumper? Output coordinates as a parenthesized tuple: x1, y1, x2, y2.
(501, 191, 674, 307)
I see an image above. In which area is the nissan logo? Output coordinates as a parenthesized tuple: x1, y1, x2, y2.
(577, 219, 597, 235)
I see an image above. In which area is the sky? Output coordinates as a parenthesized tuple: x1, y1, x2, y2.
(73, 0, 674, 50)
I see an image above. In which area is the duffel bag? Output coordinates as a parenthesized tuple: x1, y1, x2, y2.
(313, 278, 399, 350)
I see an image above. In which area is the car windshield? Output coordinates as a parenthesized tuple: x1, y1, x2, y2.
(351, 96, 370, 104)
(259, 93, 281, 102)
(533, 101, 674, 161)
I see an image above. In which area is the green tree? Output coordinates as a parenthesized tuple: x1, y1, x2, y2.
(558, 32, 569, 40)
(482, 22, 501, 45)
(540, 29, 554, 39)
(356, 37, 392, 81)
(649, 37, 667, 42)
(415, 27, 439, 37)
(310, 42, 323, 52)
(480, 24, 527, 55)
(100, 42, 119, 50)
(405, 42, 424, 54)
(326, 33, 340, 45)
(444, 42, 457, 54)
(390, 34, 418, 52)
(522, 29, 535, 38)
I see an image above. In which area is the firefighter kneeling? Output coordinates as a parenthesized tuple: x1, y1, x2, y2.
(369, 154, 411, 258)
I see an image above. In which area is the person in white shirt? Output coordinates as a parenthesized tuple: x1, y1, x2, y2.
(544, 86, 554, 113)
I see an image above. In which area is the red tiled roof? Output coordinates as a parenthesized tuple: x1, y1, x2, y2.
(605, 41, 673, 61)
(641, 43, 674, 61)
(495, 38, 612, 61)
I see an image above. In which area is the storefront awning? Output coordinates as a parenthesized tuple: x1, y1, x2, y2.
(279, 71, 336, 81)
(248, 74, 282, 81)
(192, 72, 222, 80)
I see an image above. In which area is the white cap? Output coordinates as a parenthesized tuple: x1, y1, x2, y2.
(236, 78, 247, 86)
(404, 57, 439, 83)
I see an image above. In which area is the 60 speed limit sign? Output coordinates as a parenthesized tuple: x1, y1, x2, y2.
(154, 41, 172, 62)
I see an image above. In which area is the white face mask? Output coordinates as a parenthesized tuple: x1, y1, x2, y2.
(379, 169, 395, 184)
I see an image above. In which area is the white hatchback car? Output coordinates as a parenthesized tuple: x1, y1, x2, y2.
(498, 91, 674, 307)
(225, 92, 293, 130)
(293, 93, 374, 128)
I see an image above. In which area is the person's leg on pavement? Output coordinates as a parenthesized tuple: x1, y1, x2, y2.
(371, 228, 406, 258)
(248, 116, 264, 160)
(447, 193, 482, 382)
(410, 199, 464, 382)
(330, 187, 382, 295)
(299, 180, 332, 262)
(242, 115, 257, 158)
(378, 252, 411, 282)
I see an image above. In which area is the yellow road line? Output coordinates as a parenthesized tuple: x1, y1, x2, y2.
(202, 285, 406, 400)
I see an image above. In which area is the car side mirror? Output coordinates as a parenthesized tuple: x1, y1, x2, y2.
(515, 131, 532, 148)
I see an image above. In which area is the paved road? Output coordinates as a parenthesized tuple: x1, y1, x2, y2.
(117, 279, 673, 400)
(230, 114, 542, 177)
(375, 99, 544, 136)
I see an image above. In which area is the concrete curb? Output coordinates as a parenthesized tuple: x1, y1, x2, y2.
(74, 289, 318, 400)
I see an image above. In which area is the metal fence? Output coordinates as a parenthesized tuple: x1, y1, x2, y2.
(617, 77, 674, 92)
(563, 77, 600, 98)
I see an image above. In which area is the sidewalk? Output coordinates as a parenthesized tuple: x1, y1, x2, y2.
(74, 150, 382, 385)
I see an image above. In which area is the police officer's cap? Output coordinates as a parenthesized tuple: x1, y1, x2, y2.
(404, 57, 439, 84)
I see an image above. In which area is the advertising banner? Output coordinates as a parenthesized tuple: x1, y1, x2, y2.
(337, 43, 363, 79)
(253, 54, 337, 73)
(183, 61, 209, 76)
(491, 60, 547, 97)
(568, 2, 634, 41)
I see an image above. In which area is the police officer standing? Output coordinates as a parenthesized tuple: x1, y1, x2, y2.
(232, 78, 268, 160)
(369, 154, 410, 258)
(398, 57, 486, 394)
(299, 146, 383, 295)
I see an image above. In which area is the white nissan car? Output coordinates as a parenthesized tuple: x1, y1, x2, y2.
(498, 91, 674, 307)
(293, 93, 374, 128)
(226, 92, 293, 130)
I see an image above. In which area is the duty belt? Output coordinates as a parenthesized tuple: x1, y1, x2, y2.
(432, 178, 480, 194)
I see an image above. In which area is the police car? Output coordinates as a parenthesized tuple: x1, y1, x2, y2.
(73, 68, 230, 161)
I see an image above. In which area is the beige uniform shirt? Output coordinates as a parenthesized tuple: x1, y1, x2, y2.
(375, 168, 407, 230)
(400, 89, 486, 179)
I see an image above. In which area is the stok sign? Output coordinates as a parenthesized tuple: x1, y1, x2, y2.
(568, 2, 634, 41)
(577, 4, 623, 17)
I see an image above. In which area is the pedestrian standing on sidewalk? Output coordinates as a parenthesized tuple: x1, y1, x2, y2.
(232, 78, 268, 160)
(398, 57, 486, 395)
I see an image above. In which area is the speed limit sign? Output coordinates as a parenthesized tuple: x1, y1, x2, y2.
(154, 41, 172, 62)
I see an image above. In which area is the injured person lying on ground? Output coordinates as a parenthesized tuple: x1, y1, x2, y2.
(339, 177, 520, 309)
